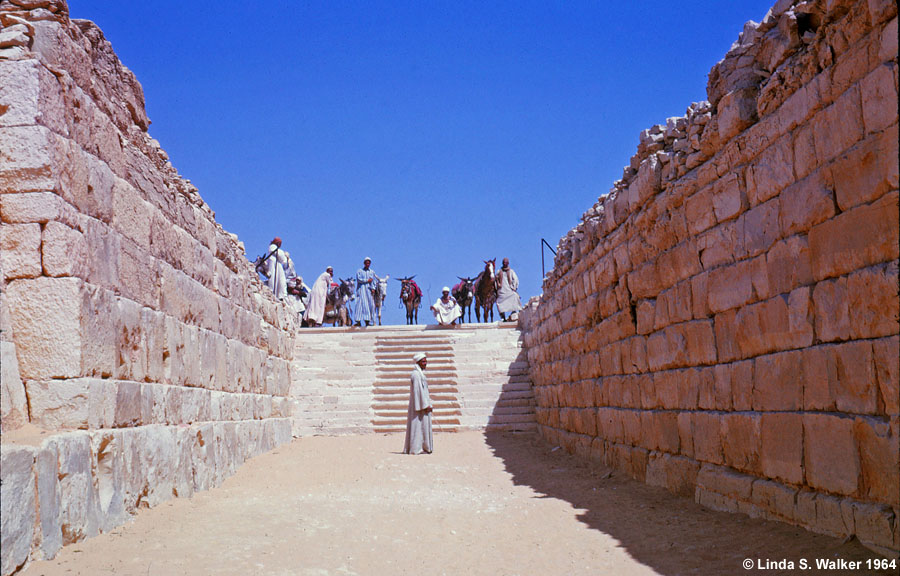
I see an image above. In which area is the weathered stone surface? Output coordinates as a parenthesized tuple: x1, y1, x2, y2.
(7, 277, 84, 379)
(1, 222, 42, 280)
(35, 443, 63, 560)
(804, 414, 859, 496)
(0, 445, 36, 576)
(0, 340, 28, 430)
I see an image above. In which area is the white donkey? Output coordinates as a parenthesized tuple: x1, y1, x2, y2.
(374, 274, 390, 326)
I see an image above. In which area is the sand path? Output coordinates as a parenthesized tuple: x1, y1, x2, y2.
(27, 431, 883, 575)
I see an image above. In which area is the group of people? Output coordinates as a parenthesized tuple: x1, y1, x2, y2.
(258, 238, 523, 327)
(429, 258, 522, 325)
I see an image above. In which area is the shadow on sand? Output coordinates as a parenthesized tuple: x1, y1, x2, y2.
(483, 431, 885, 576)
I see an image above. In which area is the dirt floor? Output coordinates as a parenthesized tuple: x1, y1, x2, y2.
(26, 431, 889, 576)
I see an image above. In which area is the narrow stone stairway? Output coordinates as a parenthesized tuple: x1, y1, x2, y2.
(371, 332, 462, 433)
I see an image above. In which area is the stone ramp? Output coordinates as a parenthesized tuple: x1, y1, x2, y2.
(291, 324, 536, 436)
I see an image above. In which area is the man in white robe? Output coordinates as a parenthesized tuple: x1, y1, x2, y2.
(265, 237, 289, 300)
(495, 258, 522, 321)
(354, 257, 377, 327)
(403, 352, 433, 455)
(303, 267, 333, 327)
(431, 287, 461, 325)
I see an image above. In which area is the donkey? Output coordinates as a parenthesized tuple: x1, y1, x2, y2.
(374, 274, 389, 326)
(398, 276, 422, 325)
(474, 259, 498, 323)
(452, 276, 475, 324)
(324, 278, 353, 327)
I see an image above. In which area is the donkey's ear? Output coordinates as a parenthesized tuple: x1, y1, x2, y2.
(409, 275, 416, 280)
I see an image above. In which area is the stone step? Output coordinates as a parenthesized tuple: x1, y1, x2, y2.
(372, 416, 461, 427)
(489, 405, 535, 415)
(487, 413, 537, 424)
(373, 408, 462, 417)
(484, 423, 538, 432)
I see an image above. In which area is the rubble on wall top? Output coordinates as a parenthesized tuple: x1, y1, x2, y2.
(545, 0, 846, 289)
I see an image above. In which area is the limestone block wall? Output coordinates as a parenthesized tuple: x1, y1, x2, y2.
(520, 0, 898, 554)
(0, 1, 294, 572)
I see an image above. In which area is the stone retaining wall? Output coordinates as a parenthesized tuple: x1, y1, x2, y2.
(0, 2, 294, 573)
(520, 0, 898, 555)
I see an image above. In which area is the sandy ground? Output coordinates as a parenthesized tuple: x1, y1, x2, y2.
(26, 431, 888, 576)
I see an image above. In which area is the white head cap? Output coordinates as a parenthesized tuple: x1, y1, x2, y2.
(442, 286, 450, 293)
(413, 352, 427, 363)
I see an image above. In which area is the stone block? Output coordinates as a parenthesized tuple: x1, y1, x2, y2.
(26, 379, 90, 430)
(751, 479, 797, 521)
(853, 501, 898, 551)
(721, 413, 761, 474)
(809, 191, 899, 282)
(685, 186, 717, 236)
(746, 134, 793, 205)
(853, 416, 899, 503)
(690, 271, 709, 319)
(717, 88, 758, 143)
(812, 276, 850, 342)
(779, 170, 836, 237)
(804, 413, 859, 496)
(35, 443, 62, 561)
(696, 463, 753, 501)
(873, 336, 899, 415)
(139, 426, 176, 509)
(847, 262, 900, 340)
(711, 172, 745, 224)
(860, 63, 898, 135)
(740, 199, 780, 258)
(0, 191, 77, 226)
(760, 412, 803, 484)
(831, 124, 899, 211)
(0, 340, 27, 430)
(813, 85, 864, 165)
(91, 430, 127, 534)
(1, 222, 42, 280)
(732, 289, 814, 359)
(88, 379, 116, 429)
(49, 432, 100, 544)
(0, 59, 40, 127)
(42, 220, 90, 278)
(8, 276, 84, 379)
(114, 381, 142, 428)
(80, 284, 116, 379)
(111, 177, 153, 249)
(766, 236, 812, 297)
(692, 412, 723, 465)
(114, 298, 146, 382)
(0, 125, 55, 193)
(708, 260, 752, 313)
(0, 444, 35, 576)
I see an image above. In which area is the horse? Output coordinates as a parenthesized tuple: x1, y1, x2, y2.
(452, 276, 475, 324)
(323, 278, 353, 327)
(374, 274, 390, 326)
(397, 276, 422, 325)
(474, 259, 498, 323)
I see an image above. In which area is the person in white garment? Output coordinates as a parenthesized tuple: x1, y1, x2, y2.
(495, 258, 522, 321)
(403, 352, 433, 455)
(264, 237, 290, 300)
(303, 266, 333, 327)
(431, 287, 461, 325)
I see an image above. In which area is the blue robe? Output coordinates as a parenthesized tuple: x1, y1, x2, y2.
(354, 268, 376, 323)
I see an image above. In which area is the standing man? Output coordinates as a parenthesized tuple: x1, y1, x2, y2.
(265, 237, 290, 300)
(404, 352, 433, 455)
(354, 257, 377, 327)
(431, 286, 461, 325)
(495, 257, 522, 321)
(303, 266, 333, 327)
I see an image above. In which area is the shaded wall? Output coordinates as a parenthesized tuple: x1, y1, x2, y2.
(520, 0, 898, 554)
(0, 1, 293, 572)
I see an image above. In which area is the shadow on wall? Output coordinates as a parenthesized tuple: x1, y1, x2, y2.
(482, 431, 885, 575)
(486, 347, 537, 432)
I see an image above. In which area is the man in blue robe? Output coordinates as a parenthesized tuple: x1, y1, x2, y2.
(354, 257, 377, 327)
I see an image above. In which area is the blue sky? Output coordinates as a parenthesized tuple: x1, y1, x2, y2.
(68, 1, 775, 325)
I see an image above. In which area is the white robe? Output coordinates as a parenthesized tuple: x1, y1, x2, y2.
(303, 271, 331, 325)
(265, 243, 289, 300)
(496, 267, 522, 315)
(431, 296, 461, 325)
(403, 366, 433, 455)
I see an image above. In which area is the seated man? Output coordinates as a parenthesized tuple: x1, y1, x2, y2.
(431, 286, 461, 326)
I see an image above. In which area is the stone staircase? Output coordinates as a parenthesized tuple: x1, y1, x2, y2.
(371, 332, 462, 433)
(291, 324, 536, 436)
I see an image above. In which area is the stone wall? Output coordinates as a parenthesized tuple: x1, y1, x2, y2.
(0, 1, 294, 573)
(520, 0, 898, 555)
